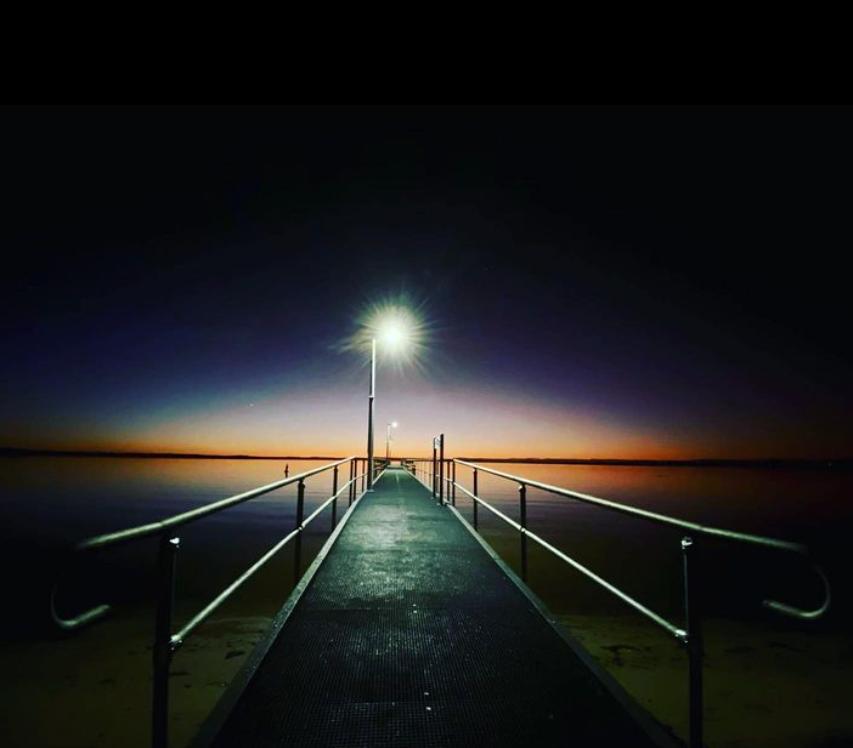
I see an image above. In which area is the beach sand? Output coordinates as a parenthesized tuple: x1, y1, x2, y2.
(0, 605, 271, 748)
(557, 615, 853, 747)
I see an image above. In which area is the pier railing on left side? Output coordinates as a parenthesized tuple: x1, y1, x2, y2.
(50, 456, 386, 748)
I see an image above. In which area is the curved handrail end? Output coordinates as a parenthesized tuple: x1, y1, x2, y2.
(50, 584, 112, 632)
(762, 559, 831, 621)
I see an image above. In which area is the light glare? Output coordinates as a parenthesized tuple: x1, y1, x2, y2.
(340, 295, 431, 372)
(379, 318, 408, 348)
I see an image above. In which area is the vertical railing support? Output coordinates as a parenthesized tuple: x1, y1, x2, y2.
(682, 536, 704, 748)
(348, 459, 354, 505)
(331, 465, 339, 529)
(294, 479, 305, 586)
(473, 468, 479, 530)
(439, 433, 445, 505)
(152, 535, 179, 748)
(519, 483, 528, 581)
(451, 459, 456, 506)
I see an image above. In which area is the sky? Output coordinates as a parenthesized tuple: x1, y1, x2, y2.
(1, 105, 852, 459)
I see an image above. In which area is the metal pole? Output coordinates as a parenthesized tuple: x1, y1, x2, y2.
(294, 480, 305, 585)
(473, 468, 479, 530)
(432, 441, 437, 499)
(682, 536, 704, 748)
(367, 338, 376, 490)
(152, 535, 179, 748)
(451, 460, 456, 506)
(331, 465, 339, 529)
(348, 458, 354, 505)
(519, 483, 528, 581)
(439, 433, 445, 505)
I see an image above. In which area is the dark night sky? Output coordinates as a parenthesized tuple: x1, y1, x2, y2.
(2, 106, 851, 458)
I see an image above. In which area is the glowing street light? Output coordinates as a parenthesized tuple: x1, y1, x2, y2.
(365, 308, 417, 490)
(386, 421, 398, 461)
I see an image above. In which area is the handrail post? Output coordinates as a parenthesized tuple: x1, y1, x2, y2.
(451, 459, 456, 506)
(473, 468, 479, 530)
(152, 535, 179, 748)
(439, 434, 445, 505)
(294, 480, 305, 585)
(519, 483, 528, 581)
(331, 465, 339, 529)
(682, 536, 704, 748)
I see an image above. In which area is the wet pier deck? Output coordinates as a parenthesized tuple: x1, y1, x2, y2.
(199, 467, 675, 747)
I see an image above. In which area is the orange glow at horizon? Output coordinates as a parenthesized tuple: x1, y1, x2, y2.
(9, 383, 815, 462)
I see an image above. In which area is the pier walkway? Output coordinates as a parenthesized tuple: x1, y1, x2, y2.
(199, 467, 672, 747)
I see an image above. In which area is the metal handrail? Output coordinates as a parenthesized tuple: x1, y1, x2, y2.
(51, 456, 357, 630)
(457, 460, 807, 554)
(450, 477, 683, 637)
(73, 457, 356, 553)
(173, 469, 363, 647)
(50, 455, 379, 748)
(408, 447, 832, 748)
(453, 459, 831, 620)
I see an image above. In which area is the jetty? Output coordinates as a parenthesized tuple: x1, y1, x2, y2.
(51, 447, 830, 748)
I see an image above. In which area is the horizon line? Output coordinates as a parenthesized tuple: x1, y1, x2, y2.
(2, 446, 851, 468)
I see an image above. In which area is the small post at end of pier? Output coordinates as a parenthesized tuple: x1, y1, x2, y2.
(432, 440, 437, 499)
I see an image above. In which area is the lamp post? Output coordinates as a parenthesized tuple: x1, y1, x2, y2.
(367, 337, 376, 490)
(364, 310, 415, 491)
(386, 421, 398, 461)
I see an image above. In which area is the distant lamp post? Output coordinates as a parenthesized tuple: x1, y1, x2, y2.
(386, 421, 398, 461)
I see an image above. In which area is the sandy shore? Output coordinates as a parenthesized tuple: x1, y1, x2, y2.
(0, 606, 271, 748)
(557, 615, 853, 747)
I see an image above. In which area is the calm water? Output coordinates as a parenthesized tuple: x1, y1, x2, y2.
(450, 463, 852, 629)
(1, 457, 851, 635)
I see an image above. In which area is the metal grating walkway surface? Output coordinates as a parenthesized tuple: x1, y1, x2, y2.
(206, 468, 672, 747)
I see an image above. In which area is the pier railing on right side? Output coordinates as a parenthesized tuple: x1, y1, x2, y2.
(408, 434, 831, 748)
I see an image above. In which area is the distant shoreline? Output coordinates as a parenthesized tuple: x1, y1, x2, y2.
(0, 447, 340, 461)
(1, 447, 851, 469)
